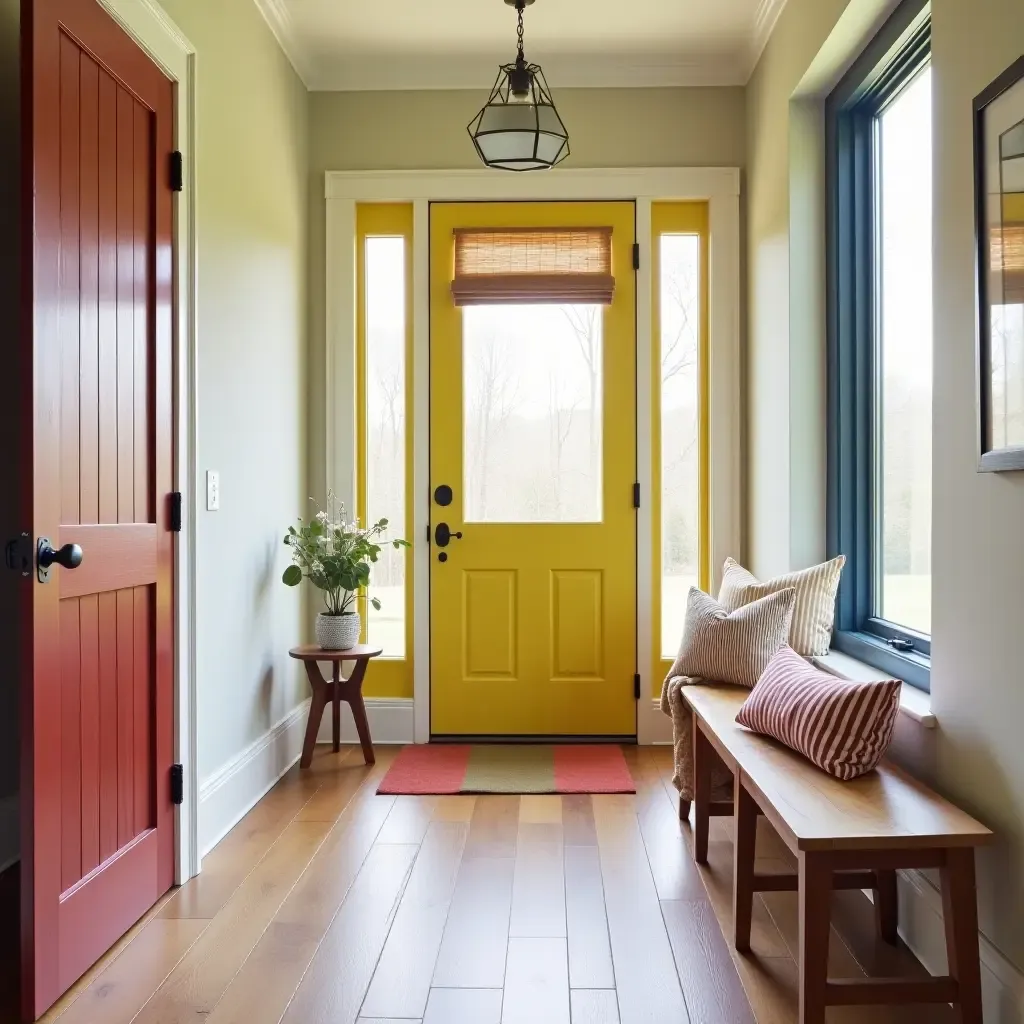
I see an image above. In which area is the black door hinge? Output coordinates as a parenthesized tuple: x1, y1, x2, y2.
(632, 482, 640, 509)
(170, 764, 184, 805)
(426, 523, 432, 543)
(169, 151, 184, 192)
(170, 491, 183, 532)
(634, 673, 641, 700)
(4, 533, 31, 576)
(632, 242, 640, 271)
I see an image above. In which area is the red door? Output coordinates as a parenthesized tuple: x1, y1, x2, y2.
(20, 0, 175, 1016)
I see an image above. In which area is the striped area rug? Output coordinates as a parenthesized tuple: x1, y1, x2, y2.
(377, 744, 636, 795)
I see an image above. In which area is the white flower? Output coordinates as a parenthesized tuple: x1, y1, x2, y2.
(311, 559, 324, 574)
(315, 510, 329, 524)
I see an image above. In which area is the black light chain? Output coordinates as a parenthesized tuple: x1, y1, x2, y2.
(516, 1, 526, 63)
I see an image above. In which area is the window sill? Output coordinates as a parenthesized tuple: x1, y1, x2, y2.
(810, 651, 937, 728)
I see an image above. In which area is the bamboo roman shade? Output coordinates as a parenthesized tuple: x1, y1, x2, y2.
(451, 227, 615, 305)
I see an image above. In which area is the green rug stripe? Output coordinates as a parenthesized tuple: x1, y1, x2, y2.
(463, 744, 556, 793)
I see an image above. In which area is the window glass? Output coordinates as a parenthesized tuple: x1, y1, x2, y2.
(365, 236, 406, 655)
(659, 234, 702, 658)
(462, 304, 603, 523)
(877, 66, 933, 634)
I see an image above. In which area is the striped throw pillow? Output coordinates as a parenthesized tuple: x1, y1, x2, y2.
(718, 556, 845, 658)
(736, 646, 902, 780)
(667, 587, 796, 689)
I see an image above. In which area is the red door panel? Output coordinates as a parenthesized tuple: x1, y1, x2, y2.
(21, 0, 175, 1016)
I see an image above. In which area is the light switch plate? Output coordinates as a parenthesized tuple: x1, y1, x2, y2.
(206, 470, 220, 511)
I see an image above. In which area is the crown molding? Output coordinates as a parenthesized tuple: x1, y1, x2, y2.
(253, 0, 789, 91)
(252, 0, 315, 85)
(746, 0, 790, 78)
(305, 51, 750, 92)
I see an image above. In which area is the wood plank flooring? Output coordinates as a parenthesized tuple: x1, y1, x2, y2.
(3, 745, 957, 1024)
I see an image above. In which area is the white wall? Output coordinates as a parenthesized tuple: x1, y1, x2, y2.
(746, 0, 1024, 1011)
(155, 0, 310, 802)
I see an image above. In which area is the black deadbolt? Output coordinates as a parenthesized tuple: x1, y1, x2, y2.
(433, 484, 453, 507)
(434, 522, 463, 547)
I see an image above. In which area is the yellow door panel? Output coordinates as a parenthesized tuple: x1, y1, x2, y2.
(430, 201, 636, 736)
(463, 570, 518, 678)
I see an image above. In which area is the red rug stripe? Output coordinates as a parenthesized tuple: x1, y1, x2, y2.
(552, 745, 636, 793)
(376, 744, 471, 795)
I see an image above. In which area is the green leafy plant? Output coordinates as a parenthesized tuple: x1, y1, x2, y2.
(282, 491, 409, 616)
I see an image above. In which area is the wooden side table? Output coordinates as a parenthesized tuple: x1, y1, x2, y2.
(288, 644, 382, 769)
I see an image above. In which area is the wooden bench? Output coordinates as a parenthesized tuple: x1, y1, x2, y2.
(683, 683, 993, 1024)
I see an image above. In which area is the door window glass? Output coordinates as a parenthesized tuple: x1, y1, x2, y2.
(463, 304, 603, 523)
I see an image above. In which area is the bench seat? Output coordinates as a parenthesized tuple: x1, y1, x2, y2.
(682, 683, 993, 1024)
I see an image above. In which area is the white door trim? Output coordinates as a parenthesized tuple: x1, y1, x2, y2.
(95, 0, 199, 883)
(324, 167, 741, 745)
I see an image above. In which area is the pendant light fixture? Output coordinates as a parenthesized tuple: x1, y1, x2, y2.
(467, 0, 569, 171)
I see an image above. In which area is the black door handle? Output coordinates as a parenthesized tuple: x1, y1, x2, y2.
(37, 539, 84, 573)
(434, 523, 463, 548)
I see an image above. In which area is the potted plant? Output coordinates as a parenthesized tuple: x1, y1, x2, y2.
(282, 492, 409, 651)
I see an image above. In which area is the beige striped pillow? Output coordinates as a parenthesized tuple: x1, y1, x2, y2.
(667, 587, 796, 689)
(736, 646, 901, 780)
(718, 556, 845, 658)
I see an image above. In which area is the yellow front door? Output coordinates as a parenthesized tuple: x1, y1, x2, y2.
(429, 202, 637, 736)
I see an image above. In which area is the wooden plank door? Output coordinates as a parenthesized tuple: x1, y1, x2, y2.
(19, 0, 175, 1016)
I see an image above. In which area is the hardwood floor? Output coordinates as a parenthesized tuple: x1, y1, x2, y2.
(5, 745, 957, 1024)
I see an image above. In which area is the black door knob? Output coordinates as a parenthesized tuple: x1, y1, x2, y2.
(38, 540, 84, 570)
(433, 523, 463, 548)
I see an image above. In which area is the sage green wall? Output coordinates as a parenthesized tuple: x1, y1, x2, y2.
(746, 0, 1024, 982)
(156, 0, 310, 784)
(306, 85, 747, 521)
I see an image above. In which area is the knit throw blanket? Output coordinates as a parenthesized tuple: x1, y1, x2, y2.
(659, 673, 734, 802)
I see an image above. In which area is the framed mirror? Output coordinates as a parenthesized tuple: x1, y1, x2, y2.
(975, 55, 1024, 471)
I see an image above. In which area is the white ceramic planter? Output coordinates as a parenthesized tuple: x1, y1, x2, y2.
(315, 611, 360, 651)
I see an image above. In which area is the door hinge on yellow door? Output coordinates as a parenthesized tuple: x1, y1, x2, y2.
(632, 482, 640, 509)
(634, 673, 641, 700)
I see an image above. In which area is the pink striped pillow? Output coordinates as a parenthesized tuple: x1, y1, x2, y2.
(735, 646, 902, 780)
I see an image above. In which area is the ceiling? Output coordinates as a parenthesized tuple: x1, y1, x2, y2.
(255, 0, 789, 91)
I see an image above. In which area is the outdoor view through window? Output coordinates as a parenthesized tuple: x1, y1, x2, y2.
(462, 305, 603, 523)
(365, 236, 406, 656)
(878, 65, 933, 635)
(660, 234, 701, 658)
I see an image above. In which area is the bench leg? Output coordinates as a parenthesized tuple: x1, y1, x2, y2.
(678, 796, 691, 822)
(692, 719, 712, 865)
(798, 851, 832, 1024)
(942, 848, 983, 1024)
(733, 776, 757, 953)
(874, 868, 899, 946)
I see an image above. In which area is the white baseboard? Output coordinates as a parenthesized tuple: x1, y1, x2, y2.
(896, 869, 1024, 1023)
(0, 793, 18, 874)
(639, 697, 674, 745)
(315, 697, 415, 745)
(198, 696, 415, 859)
(198, 699, 310, 857)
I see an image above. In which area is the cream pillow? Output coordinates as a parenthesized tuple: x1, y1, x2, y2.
(667, 587, 796, 689)
(718, 556, 845, 658)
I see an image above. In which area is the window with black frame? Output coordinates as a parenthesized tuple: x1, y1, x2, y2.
(826, 0, 933, 690)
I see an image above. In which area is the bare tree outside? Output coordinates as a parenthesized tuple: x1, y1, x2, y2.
(659, 235, 702, 656)
(365, 237, 407, 655)
(463, 304, 602, 523)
